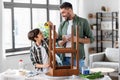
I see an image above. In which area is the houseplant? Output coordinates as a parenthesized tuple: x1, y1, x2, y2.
(38, 21, 53, 43)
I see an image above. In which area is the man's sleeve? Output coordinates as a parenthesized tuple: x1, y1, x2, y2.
(83, 19, 94, 43)
(58, 23, 63, 40)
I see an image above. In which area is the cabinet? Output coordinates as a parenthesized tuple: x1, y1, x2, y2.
(96, 12, 119, 52)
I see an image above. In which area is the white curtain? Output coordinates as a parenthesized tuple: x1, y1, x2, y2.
(119, 0, 120, 36)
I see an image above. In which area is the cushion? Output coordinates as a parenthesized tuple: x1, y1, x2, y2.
(92, 62, 119, 71)
(105, 48, 119, 62)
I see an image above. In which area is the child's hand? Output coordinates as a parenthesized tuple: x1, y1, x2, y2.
(35, 63, 49, 68)
(43, 63, 50, 68)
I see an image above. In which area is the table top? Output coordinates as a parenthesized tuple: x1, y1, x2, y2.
(0, 69, 112, 80)
(90, 67, 115, 73)
(0, 69, 83, 80)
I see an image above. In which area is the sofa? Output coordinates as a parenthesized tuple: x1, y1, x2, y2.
(89, 48, 119, 76)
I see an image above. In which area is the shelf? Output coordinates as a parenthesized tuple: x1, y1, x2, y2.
(89, 47, 97, 53)
(97, 12, 118, 14)
(89, 12, 118, 53)
(89, 50, 97, 54)
(95, 29, 119, 31)
(98, 16, 118, 19)
(95, 40, 118, 42)
(100, 29, 119, 31)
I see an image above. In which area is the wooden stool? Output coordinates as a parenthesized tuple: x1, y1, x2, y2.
(46, 25, 79, 76)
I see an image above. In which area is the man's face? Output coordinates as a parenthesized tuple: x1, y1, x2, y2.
(60, 8, 71, 20)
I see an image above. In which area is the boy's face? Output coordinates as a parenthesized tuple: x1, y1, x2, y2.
(34, 32, 44, 42)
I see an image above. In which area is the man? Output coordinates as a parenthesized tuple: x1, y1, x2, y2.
(57, 2, 94, 72)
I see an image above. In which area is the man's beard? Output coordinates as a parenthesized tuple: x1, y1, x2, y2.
(66, 14, 71, 21)
(66, 16, 70, 21)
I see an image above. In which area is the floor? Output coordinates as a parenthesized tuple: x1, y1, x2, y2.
(109, 72, 119, 80)
(110, 76, 118, 80)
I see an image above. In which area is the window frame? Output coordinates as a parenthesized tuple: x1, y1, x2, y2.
(4, 0, 62, 53)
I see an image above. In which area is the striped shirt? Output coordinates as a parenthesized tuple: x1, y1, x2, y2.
(30, 40, 49, 73)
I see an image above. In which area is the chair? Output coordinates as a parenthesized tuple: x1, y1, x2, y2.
(89, 48, 119, 76)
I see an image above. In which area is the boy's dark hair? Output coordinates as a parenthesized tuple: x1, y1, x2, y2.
(60, 2, 73, 9)
(28, 28, 40, 42)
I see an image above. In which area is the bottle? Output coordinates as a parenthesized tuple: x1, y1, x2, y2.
(82, 66, 90, 75)
(81, 57, 90, 75)
(18, 59, 24, 71)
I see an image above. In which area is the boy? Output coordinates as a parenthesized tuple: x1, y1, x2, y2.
(28, 28, 49, 73)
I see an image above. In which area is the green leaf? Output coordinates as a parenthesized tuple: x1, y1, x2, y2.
(80, 72, 104, 79)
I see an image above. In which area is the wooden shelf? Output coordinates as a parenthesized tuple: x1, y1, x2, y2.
(98, 16, 118, 19)
(96, 12, 118, 52)
(100, 29, 119, 31)
(89, 47, 97, 53)
(98, 40, 117, 43)
(89, 50, 97, 53)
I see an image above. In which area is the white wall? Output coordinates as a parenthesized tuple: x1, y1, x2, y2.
(83, 0, 119, 19)
(62, 0, 79, 15)
(3, 54, 34, 71)
(0, 0, 3, 72)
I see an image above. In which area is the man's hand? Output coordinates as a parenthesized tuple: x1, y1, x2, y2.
(58, 35, 70, 46)
(58, 40, 66, 47)
(62, 35, 68, 41)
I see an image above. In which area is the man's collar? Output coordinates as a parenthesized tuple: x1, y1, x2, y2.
(65, 14, 76, 22)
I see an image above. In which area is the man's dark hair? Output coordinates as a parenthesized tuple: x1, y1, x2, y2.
(60, 2, 73, 9)
(28, 28, 40, 42)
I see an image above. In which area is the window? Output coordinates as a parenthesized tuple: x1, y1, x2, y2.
(49, 10, 60, 31)
(3, 0, 61, 53)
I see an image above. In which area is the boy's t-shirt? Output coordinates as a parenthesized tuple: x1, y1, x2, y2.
(38, 45, 49, 73)
(30, 42, 49, 73)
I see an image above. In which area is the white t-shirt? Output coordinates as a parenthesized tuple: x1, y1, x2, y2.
(38, 45, 49, 73)
(65, 20, 73, 57)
